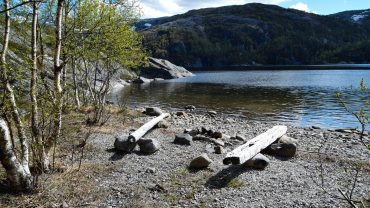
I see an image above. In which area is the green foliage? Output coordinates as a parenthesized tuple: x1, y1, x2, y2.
(336, 79, 369, 148)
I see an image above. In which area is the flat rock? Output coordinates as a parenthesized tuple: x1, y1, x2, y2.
(189, 154, 213, 169)
(185, 105, 196, 111)
(212, 131, 223, 139)
(243, 153, 270, 170)
(193, 135, 213, 142)
(208, 111, 217, 116)
(234, 134, 246, 142)
(278, 135, 298, 145)
(212, 139, 225, 147)
(214, 146, 225, 154)
(174, 133, 192, 145)
(138, 139, 160, 154)
(184, 128, 200, 136)
(133, 76, 153, 84)
(145, 107, 163, 116)
(176, 111, 187, 117)
(155, 120, 170, 129)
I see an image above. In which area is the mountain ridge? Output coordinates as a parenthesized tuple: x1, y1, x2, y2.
(137, 3, 370, 67)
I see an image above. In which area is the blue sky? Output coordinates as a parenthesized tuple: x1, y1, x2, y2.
(140, 0, 370, 18)
(280, 0, 370, 15)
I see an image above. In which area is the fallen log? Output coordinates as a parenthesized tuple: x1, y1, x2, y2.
(223, 125, 287, 165)
(128, 113, 170, 143)
(115, 113, 170, 152)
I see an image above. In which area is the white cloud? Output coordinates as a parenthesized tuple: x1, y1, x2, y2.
(289, 2, 310, 13)
(140, 0, 289, 18)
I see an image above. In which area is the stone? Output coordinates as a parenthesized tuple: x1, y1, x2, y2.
(222, 134, 231, 140)
(155, 120, 170, 129)
(201, 127, 213, 135)
(146, 167, 156, 173)
(335, 129, 352, 134)
(176, 111, 187, 117)
(185, 105, 196, 111)
(174, 133, 193, 145)
(138, 139, 160, 154)
(189, 154, 212, 169)
(214, 146, 225, 154)
(235, 135, 247, 142)
(312, 126, 321, 129)
(262, 143, 297, 158)
(212, 131, 223, 139)
(184, 128, 200, 136)
(114, 135, 136, 152)
(61, 201, 69, 208)
(133, 76, 153, 84)
(208, 111, 217, 116)
(193, 135, 213, 142)
(278, 135, 298, 145)
(145, 107, 163, 116)
(243, 153, 270, 170)
(212, 139, 225, 147)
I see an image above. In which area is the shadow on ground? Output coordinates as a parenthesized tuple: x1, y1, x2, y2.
(205, 165, 253, 189)
(106, 148, 158, 161)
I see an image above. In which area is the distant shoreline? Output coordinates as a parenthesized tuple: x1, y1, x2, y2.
(189, 64, 370, 71)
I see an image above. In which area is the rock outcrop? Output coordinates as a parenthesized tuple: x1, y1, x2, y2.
(140, 58, 193, 80)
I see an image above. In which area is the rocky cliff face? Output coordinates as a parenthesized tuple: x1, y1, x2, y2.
(138, 3, 370, 67)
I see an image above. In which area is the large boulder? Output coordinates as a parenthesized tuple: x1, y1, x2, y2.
(262, 135, 298, 158)
(114, 135, 136, 152)
(140, 58, 194, 80)
(138, 139, 160, 154)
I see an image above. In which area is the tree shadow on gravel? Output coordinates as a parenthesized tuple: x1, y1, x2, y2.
(106, 148, 129, 161)
(106, 148, 158, 161)
(205, 165, 253, 189)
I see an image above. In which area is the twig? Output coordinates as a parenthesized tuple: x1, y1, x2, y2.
(338, 188, 359, 208)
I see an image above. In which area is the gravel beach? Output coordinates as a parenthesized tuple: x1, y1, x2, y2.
(72, 106, 370, 208)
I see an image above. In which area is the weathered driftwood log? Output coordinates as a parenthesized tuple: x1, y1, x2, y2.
(223, 125, 287, 165)
(129, 113, 170, 143)
(115, 113, 170, 152)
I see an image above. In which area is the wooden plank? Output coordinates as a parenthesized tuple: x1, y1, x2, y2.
(128, 113, 170, 143)
(223, 125, 287, 165)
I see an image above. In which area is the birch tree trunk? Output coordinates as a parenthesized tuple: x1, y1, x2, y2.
(72, 57, 81, 109)
(0, 118, 32, 191)
(0, 0, 32, 192)
(30, 1, 40, 139)
(44, 0, 65, 169)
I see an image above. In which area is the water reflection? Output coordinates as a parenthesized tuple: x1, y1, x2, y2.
(119, 70, 370, 128)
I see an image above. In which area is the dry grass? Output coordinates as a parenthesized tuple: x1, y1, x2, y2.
(0, 163, 111, 207)
(0, 109, 138, 207)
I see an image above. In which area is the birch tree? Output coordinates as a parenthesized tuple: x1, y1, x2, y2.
(0, 0, 33, 192)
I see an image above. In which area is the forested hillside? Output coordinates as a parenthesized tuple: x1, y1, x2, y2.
(138, 3, 370, 67)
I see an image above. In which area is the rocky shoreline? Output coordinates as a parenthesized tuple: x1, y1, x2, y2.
(80, 105, 370, 207)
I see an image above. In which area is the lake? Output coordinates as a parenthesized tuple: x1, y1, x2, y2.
(120, 70, 370, 128)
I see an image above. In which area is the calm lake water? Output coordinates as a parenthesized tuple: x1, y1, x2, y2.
(120, 70, 370, 128)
